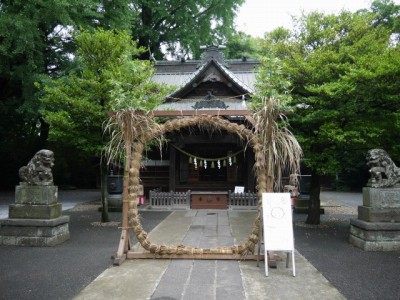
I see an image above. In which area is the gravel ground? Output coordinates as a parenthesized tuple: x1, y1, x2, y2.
(0, 201, 171, 300)
(293, 200, 400, 300)
(1, 191, 399, 300)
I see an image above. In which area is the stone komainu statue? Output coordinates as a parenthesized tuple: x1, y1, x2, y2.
(19, 150, 55, 186)
(366, 149, 400, 188)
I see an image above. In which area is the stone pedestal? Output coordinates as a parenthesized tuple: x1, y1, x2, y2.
(0, 185, 70, 246)
(349, 187, 400, 251)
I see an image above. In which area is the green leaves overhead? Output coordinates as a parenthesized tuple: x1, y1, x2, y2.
(131, 0, 245, 59)
(262, 1, 400, 177)
(40, 29, 170, 155)
(0, 0, 243, 188)
(224, 31, 262, 59)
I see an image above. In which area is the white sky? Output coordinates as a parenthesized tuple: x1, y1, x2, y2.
(236, 0, 400, 37)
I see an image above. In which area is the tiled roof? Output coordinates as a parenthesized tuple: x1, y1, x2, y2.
(152, 72, 194, 87)
(152, 46, 259, 114)
(217, 63, 255, 93)
(153, 58, 260, 91)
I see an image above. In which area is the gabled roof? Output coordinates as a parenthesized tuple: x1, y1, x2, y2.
(152, 66, 257, 93)
(165, 58, 255, 99)
(152, 45, 259, 116)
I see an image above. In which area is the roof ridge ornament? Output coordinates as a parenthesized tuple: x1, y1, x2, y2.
(198, 45, 228, 68)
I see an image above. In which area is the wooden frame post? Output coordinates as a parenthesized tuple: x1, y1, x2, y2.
(113, 130, 132, 265)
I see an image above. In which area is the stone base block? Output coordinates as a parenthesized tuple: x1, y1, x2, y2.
(15, 185, 58, 205)
(0, 216, 70, 246)
(362, 187, 400, 208)
(9, 203, 62, 219)
(349, 218, 400, 251)
(358, 206, 400, 222)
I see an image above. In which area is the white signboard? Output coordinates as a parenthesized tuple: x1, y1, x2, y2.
(262, 193, 295, 276)
(234, 186, 245, 193)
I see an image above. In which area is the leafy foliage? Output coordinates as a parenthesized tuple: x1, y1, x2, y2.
(0, 0, 102, 188)
(259, 0, 400, 223)
(40, 28, 170, 221)
(40, 29, 169, 155)
(0, 0, 245, 188)
(253, 52, 302, 192)
(263, 4, 400, 178)
(224, 31, 262, 59)
(253, 54, 292, 110)
(130, 0, 245, 59)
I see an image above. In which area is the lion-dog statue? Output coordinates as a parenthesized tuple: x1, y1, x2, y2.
(366, 149, 400, 188)
(19, 149, 55, 185)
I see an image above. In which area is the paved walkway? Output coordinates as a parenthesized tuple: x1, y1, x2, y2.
(75, 210, 344, 300)
(1, 190, 399, 299)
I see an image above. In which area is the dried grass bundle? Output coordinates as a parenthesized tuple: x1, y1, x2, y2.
(108, 108, 301, 258)
(104, 110, 160, 165)
(253, 96, 302, 192)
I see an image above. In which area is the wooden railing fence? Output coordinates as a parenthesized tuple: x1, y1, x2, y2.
(149, 190, 191, 209)
(228, 191, 258, 209)
(149, 190, 257, 209)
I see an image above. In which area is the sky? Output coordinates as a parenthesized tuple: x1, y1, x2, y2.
(236, 0, 399, 37)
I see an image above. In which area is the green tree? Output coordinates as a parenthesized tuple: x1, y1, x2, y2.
(261, 1, 400, 224)
(130, 0, 245, 59)
(370, 0, 400, 32)
(40, 29, 169, 221)
(252, 53, 302, 193)
(0, 0, 132, 188)
(224, 31, 262, 59)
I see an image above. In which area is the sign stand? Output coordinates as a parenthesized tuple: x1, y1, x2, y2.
(262, 193, 295, 277)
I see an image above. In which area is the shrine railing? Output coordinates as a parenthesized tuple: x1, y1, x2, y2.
(149, 190, 191, 209)
(148, 190, 257, 209)
(228, 191, 258, 209)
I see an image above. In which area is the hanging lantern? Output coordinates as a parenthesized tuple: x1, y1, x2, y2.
(211, 161, 215, 168)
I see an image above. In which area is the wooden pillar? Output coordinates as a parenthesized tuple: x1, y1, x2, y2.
(113, 139, 132, 265)
(169, 144, 176, 191)
(246, 148, 256, 191)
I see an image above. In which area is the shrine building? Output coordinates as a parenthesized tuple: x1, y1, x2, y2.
(141, 45, 261, 209)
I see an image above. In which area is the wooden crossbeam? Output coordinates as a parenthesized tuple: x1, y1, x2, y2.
(126, 252, 264, 261)
(151, 110, 252, 117)
(125, 252, 279, 267)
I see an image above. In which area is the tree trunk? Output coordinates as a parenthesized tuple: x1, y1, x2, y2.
(37, 117, 49, 149)
(100, 163, 109, 222)
(305, 172, 321, 225)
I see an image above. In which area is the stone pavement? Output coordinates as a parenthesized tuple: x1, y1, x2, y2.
(75, 210, 345, 300)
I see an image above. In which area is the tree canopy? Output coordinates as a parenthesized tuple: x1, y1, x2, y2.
(40, 29, 169, 156)
(0, 0, 104, 187)
(224, 31, 262, 59)
(1, 0, 399, 195)
(131, 0, 245, 59)
(259, 0, 400, 223)
(39, 28, 169, 220)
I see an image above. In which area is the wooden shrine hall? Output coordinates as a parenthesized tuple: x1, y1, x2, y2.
(142, 45, 261, 209)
